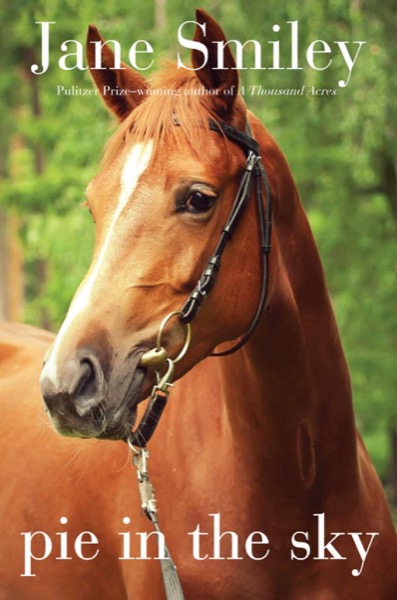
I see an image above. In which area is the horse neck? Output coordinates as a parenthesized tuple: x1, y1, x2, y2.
(216, 163, 359, 507)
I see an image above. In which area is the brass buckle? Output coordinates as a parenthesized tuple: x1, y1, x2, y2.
(140, 311, 191, 367)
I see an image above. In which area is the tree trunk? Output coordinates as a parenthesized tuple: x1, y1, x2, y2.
(0, 210, 23, 321)
(7, 214, 23, 321)
(155, 0, 166, 31)
(0, 210, 8, 320)
(380, 151, 397, 222)
(389, 427, 397, 507)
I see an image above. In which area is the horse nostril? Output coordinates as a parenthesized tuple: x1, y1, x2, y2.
(74, 354, 107, 417)
(41, 352, 107, 419)
(77, 359, 97, 399)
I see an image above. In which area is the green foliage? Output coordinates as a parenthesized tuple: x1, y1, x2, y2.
(364, 428, 389, 481)
(22, 209, 94, 328)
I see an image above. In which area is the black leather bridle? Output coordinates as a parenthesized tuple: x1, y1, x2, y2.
(126, 116, 273, 449)
(179, 117, 272, 356)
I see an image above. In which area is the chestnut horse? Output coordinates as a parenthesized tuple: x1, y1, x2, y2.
(1, 10, 396, 600)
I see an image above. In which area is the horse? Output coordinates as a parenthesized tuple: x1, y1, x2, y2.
(1, 9, 396, 599)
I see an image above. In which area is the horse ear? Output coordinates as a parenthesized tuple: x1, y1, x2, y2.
(86, 25, 148, 121)
(191, 9, 238, 115)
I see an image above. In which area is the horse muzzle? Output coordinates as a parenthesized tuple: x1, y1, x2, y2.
(40, 347, 147, 440)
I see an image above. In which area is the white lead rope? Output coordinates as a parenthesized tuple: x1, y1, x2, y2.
(129, 444, 185, 600)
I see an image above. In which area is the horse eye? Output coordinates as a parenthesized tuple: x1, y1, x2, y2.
(184, 191, 216, 213)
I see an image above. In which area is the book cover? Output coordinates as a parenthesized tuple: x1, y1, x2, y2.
(1, 2, 396, 599)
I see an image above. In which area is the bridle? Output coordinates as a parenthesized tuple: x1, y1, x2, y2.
(123, 116, 273, 600)
(126, 115, 273, 449)
(180, 118, 272, 356)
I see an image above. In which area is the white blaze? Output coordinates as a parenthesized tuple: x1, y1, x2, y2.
(43, 140, 154, 384)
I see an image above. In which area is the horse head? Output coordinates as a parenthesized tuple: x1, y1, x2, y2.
(40, 10, 271, 440)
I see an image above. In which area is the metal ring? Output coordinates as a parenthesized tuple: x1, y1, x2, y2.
(156, 311, 191, 364)
(127, 437, 143, 455)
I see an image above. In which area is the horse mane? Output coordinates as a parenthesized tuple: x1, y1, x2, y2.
(102, 64, 224, 165)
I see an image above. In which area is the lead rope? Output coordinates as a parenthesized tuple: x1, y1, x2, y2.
(128, 443, 185, 600)
(124, 314, 190, 599)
